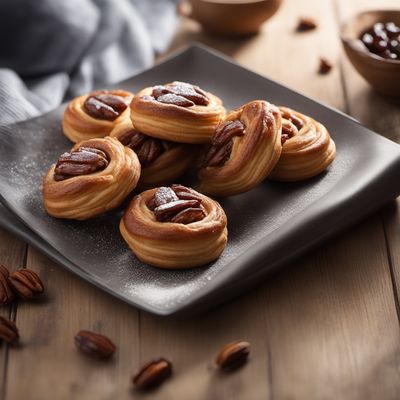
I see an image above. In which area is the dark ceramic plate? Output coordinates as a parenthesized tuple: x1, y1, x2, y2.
(0, 44, 399, 315)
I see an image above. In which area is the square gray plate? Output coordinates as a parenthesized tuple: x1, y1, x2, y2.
(0, 44, 399, 315)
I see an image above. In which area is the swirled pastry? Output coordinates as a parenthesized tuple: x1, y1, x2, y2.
(120, 185, 228, 269)
(110, 119, 197, 189)
(130, 81, 225, 143)
(269, 107, 336, 181)
(43, 137, 140, 220)
(197, 100, 282, 197)
(63, 90, 134, 143)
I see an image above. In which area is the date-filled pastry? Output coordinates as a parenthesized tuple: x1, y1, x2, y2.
(130, 81, 225, 144)
(269, 107, 336, 181)
(120, 185, 228, 269)
(43, 137, 140, 220)
(110, 119, 196, 189)
(197, 100, 282, 197)
(63, 90, 134, 143)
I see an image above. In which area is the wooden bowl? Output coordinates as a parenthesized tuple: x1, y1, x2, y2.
(181, 0, 283, 36)
(341, 10, 400, 97)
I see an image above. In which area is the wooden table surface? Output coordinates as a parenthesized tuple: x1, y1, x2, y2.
(1, 0, 400, 399)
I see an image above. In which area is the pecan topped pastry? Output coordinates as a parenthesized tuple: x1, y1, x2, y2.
(43, 137, 140, 220)
(120, 185, 227, 269)
(269, 106, 336, 182)
(198, 100, 282, 197)
(110, 119, 197, 189)
(63, 89, 133, 143)
(130, 81, 225, 144)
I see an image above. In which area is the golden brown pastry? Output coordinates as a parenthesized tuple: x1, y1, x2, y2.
(63, 90, 134, 143)
(130, 81, 225, 144)
(110, 119, 197, 189)
(43, 137, 140, 220)
(197, 100, 282, 197)
(269, 107, 336, 181)
(120, 185, 228, 269)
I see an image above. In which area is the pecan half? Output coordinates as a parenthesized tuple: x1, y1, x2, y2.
(204, 120, 245, 167)
(154, 199, 200, 221)
(0, 264, 14, 305)
(215, 341, 251, 372)
(74, 330, 116, 359)
(151, 82, 209, 107)
(296, 17, 318, 32)
(84, 92, 128, 121)
(118, 129, 168, 166)
(8, 268, 44, 300)
(54, 147, 109, 181)
(318, 57, 333, 74)
(133, 358, 172, 391)
(0, 316, 19, 344)
(148, 186, 206, 224)
(280, 111, 304, 145)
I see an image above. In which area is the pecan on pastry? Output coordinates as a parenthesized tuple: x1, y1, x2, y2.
(130, 81, 225, 144)
(43, 137, 140, 220)
(62, 90, 134, 143)
(120, 185, 228, 269)
(110, 119, 197, 189)
(269, 107, 336, 181)
(197, 100, 282, 197)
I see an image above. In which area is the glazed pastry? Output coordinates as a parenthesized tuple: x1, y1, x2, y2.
(269, 107, 336, 181)
(110, 119, 197, 189)
(43, 137, 140, 220)
(63, 90, 134, 143)
(197, 100, 282, 197)
(120, 185, 228, 269)
(130, 81, 225, 144)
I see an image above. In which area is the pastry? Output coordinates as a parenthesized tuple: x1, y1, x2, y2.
(110, 119, 197, 189)
(63, 90, 134, 143)
(197, 100, 282, 197)
(130, 81, 225, 143)
(43, 136, 140, 220)
(269, 107, 336, 181)
(120, 185, 227, 269)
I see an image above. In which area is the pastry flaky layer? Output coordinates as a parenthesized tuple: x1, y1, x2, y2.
(110, 119, 198, 190)
(198, 100, 282, 197)
(43, 137, 141, 220)
(269, 107, 336, 181)
(129, 83, 225, 144)
(62, 90, 134, 143)
(120, 187, 228, 269)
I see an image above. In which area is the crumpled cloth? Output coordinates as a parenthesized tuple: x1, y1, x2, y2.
(0, 0, 179, 126)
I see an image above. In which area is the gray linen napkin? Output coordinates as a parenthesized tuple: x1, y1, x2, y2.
(0, 0, 179, 126)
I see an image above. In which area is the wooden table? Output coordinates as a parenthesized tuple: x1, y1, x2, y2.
(1, 0, 399, 399)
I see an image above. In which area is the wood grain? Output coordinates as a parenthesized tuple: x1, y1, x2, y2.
(1, 0, 399, 399)
(0, 228, 26, 400)
(5, 247, 140, 400)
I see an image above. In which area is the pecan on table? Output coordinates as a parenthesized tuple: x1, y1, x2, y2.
(0, 316, 19, 344)
(8, 268, 44, 300)
(0, 264, 14, 305)
(318, 57, 333, 74)
(118, 129, 171, 166)
(148, 186, 206, 224)
(84, 92, 128, 121)
(215, 341, 251, 372)
(203, 120, 245, 167)
(150, 82, 209, 107)
(54, 147, 109, 181)
(74, 330, 116, 359)
(296, 17, 318, 32)
(132, 358, 172, 391)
